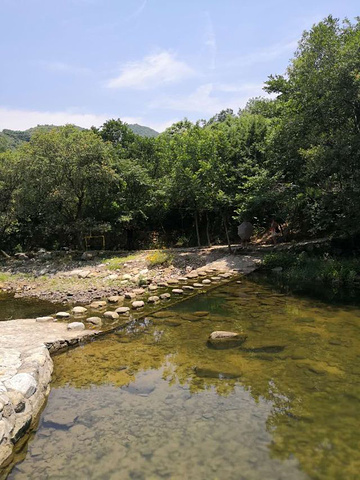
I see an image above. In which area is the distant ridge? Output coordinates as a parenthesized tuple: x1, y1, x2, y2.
(0, 122, 159, 151)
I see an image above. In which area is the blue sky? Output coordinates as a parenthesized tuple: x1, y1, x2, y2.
(1, 0, 359, 132)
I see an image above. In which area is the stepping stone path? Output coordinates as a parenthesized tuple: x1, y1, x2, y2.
(67, 322, 85, 331)
(55, 312, 70, 319)
(148, 296, 160, 303)
(132, 301, 145, 309)
(104, 311, 119, 320)
(172, 289, 184, 294)
(87, 317, 102, 326)
(72, 306, 87, 314)
(160, 293, 171, 300)
(36, 316, 54, 323)
(116, 307, 130, 314)
(202, 279, 211, 285)
(193, 283, 203, 288)
(183, 285, 194, 291)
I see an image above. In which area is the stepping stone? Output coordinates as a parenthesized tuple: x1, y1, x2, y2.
(183, 285, 194, 291)
(87, 317, 102, 326)
(194, 311, 209, 317)
(160, 293, 171, 300)
(72, 306, 87, 314)
(116, 307, 130, 314)
(207, 331, 248, 349)
(193, 283, 203, 288)
(89, 301, 107, 308)
(211, 277, 221, 281)
(178, 277, 187, 282)
(198, 271, 207, 277)
(202, 279, 211, 285)
(133, 288, 145, 295)
(124, 292, 136, 299)
(158, 282, 168, 287)
(167, 279, 178, 285)
(107, 295, 124, 303)
(55, 312, 70, 319)
(148, 285, 158, 291)
(186, 272, 198, 279)
(67, 322, 85, 331)
(132, 300, 145, 309)
(152, 311, 176, 318)
(104, 311, 119, 320)
(36, 316, 54, 322)
(148, 296, 160, 303)
(172, 289, 184, 294)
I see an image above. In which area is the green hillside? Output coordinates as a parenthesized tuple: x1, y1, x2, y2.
(0, 122, 158, 152)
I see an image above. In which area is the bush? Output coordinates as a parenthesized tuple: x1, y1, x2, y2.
(146, 251, 173, 268)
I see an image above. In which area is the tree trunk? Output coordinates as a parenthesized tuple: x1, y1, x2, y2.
(206, 211, 211, 246)
(223, 215, 232, 253)
(194, 211, 201, 247)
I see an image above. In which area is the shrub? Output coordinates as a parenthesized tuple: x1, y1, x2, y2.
(146, 251, 173, 268)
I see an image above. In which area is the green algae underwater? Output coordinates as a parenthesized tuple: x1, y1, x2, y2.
(4, 278, 360, 480)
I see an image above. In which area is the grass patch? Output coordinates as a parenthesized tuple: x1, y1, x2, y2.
(262, 252, 360, 286)
(106, 253, 140, 270)
(0, 272, 13, 282)
(146, 251, 173, 268)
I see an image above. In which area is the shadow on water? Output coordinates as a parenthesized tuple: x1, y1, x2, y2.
(3, 277, 360, 480)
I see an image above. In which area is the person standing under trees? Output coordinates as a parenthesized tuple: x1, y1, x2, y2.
(270, 218, 282, 244)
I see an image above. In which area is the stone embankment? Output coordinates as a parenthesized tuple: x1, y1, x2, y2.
(0, 254, 260, 469)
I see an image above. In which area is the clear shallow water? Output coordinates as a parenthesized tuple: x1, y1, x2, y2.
(4, 278, 360, 480)
(0, 293, 63, 321)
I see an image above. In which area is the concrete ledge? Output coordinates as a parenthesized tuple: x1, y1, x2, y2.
(0, 319, 98, 467)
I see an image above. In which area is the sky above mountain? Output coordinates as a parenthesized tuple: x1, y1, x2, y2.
(1, 0, 359, 132)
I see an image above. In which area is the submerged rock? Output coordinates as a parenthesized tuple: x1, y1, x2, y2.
(240, 345, 285, 354)
(43, 410, 78, 429)
(207, 331, 248, 349)
(152, 311, 176, 318)
(194, 311, 209, 317)
(194, 366, 241, 379)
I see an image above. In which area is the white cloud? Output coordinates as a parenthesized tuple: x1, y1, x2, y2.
(150, 83, 267, 116)
(106, 51, 195, 90)
(0, 107, 141, 131)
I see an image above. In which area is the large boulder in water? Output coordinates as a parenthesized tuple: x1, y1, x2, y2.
(207, 331, 247, 349)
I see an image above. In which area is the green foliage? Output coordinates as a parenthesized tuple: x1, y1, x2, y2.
(146, 251, 173, 268)
(106, 254, 139, 270)
(262, 251, 360, 286)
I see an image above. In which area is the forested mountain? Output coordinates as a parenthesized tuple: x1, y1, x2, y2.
(0, 16, 359, 251)
(0, 123, 158, 152)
